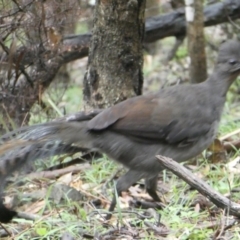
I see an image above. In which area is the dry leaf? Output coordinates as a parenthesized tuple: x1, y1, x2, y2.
(24, 200, 45, 214)
(58, 172, 72, 185)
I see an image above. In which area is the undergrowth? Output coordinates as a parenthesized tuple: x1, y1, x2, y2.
(1, 40, 240, 239)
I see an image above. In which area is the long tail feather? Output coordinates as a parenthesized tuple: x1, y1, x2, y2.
(0, 120, 93, 223)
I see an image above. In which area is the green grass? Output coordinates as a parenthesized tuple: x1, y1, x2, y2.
(2, 41, 240, 239)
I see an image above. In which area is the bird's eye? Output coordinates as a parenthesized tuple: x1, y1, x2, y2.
(229, 59, 237, 65)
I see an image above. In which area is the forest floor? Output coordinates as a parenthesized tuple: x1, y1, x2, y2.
(1, 38, 240, 240)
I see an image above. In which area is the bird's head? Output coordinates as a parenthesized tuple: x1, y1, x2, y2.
(216, 40, 240, 80)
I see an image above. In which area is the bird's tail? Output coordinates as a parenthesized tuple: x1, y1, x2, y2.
(0, 120, 94, 223)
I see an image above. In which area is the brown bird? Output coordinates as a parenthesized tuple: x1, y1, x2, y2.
(0, 40, 240, 223)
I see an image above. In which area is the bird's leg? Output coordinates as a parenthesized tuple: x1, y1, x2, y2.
(145, 175, 161, 202)
(106, 170, 144, 220)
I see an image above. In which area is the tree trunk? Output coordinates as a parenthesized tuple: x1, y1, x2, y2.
(185, 0, 207, 83)
(83, 0, 146, 109)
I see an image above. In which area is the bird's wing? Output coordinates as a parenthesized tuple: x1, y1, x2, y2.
(87, 89, 213, 146)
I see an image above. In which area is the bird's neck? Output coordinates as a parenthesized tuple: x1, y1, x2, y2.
(205, 67, 235, 98)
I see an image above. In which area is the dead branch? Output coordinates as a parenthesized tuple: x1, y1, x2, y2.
(224, 139, 240, 152)
(57, 0, 240, 61)
(5, 0, 240, 67)
(16, 212, 38, 222)
(27, 163, 91, 179)
(146, 0, 240, 43)
(156, 155, 240, 218)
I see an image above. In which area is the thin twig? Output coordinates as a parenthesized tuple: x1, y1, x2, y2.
(16, 212, 39, 222)
(220, 128, 240, 141)
(27, 164, 91, 179)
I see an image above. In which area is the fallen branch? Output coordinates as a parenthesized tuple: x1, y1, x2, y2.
(220, 128, 240, 141)
(224, 139, 240, 152)
(27, 164, 91, 180)
(145, 0, 240, 43)
(156, 155, 240, 218)
(16, 211, 39, 222)
(6, 0, 240, 68)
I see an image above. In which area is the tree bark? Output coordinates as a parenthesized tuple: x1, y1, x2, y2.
(83, 0, 145, 109)
(185, 0, 207, 83)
